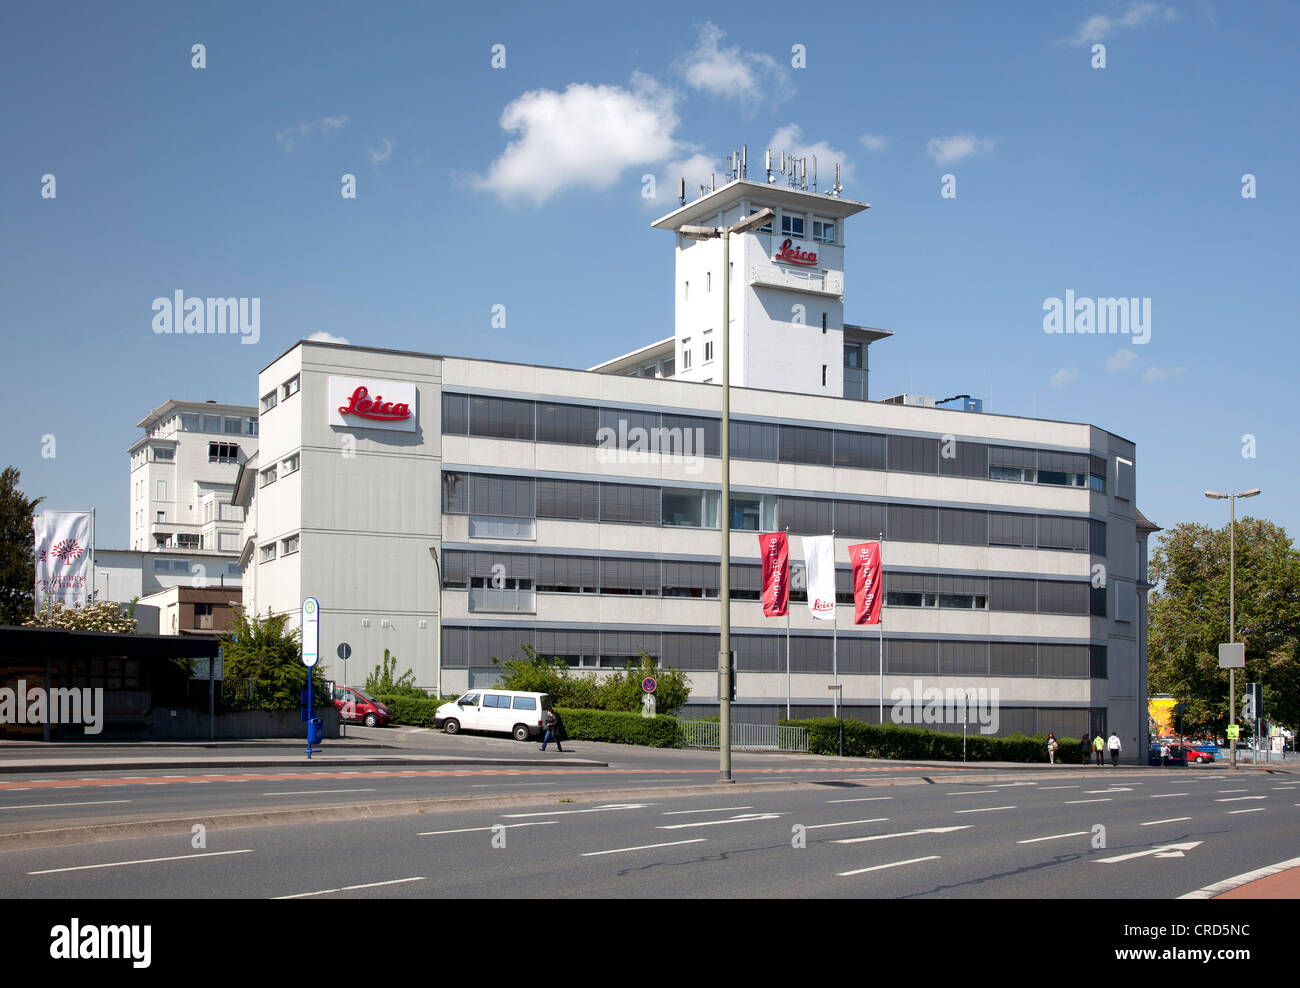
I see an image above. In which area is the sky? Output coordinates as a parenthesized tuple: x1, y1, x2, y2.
(2, 0, 1296, 549)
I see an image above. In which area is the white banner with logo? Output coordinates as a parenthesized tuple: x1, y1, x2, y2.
(34, 510, 92, 611)
(802, 535, 836, 621)
(328, 376, 418, 433)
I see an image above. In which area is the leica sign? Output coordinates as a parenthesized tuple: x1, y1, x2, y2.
(773, 238, 819, 266)
(328, 376, 418, 432)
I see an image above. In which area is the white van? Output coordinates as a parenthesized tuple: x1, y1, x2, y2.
(435, 690, 553, 741)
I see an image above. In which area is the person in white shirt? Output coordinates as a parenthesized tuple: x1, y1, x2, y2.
(1108, 732, 1122, 766)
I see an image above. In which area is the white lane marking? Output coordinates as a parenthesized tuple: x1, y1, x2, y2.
(954, 805, 1015, 814)
(1066, 798, 1111, 804)
(945, 790, 998, 796)
(1095, 841, 1203, 864)
(1217, 789, 1248, 793)
(1140, 817, 1192, 826)
(1039, 785, 1080, 790)
(275, 877, 425, 899)
(470, 783, 557, 788)
(661, 806, 754, 816)
(826, 796, 893, 804)
(582, 839, 708, 857)
(834, 825, 972, 845)
(1179, 854, 1300, 899)
(1084, 788, 1133, 794)
(990, 782, 1037, 787)
(0, 799, 131, 811)
(802, 818, 889, 831)
(1271, 786, 1298, 790)
(262, 789, 377, 796)
(657, 813, 783, 830)
(838, 856, 941, 877)
(1215, 796, 1267, 803)
(1228, 808, 1265, 814)
(187, 781, 211, 785)
(418, 821, 557, 836)
(501, 803, 650, 819)
(1018, 831, 1089, 844)
(29, 849, 253, 875)
(1150, 793, 1190, 798)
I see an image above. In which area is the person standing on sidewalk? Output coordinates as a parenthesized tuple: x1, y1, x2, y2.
(1047, 732, 1059, 764)
(1081, 732, 1091, 765)
(1160, 740, 1170, 767)
(1093, 733, 1106, 766)
(1108, 731, 1122, 766)
(540, 708, 564, 752)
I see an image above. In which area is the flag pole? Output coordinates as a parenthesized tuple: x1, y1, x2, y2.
(784, 526, 790, 722)
(832, 527, 838, 719)
(878, 530, 884, 725)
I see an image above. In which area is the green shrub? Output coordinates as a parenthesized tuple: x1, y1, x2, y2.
(372, 694, 444, 728)
(364, 649, 426, 698)
(554, 708, 681, 747)
(494, 644, 691, 714)
(781, 717, 1081, 763)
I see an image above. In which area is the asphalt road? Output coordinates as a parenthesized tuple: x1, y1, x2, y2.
(2, 764, 1297, 899)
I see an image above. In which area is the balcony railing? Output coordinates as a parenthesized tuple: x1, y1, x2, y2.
(750, 264, 843, 296)
(468, 587, 537, 614)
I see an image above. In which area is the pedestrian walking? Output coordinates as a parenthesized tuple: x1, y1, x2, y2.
(540, 708, 564, 752)
(1081, 732, 1091, 766)
(1093, 733, 1106, 766)
(1160, 741, 1170, 767)
(1108, 731, 1122, 766)
(1047, 732, 1059, 764)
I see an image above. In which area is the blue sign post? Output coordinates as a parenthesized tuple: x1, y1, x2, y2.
(302, 597, 322, 757)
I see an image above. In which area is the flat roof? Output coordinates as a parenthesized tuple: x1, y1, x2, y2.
(135, 399, 257, 429)
(0, 626, 220, 659)
(651, 179, 869, 230)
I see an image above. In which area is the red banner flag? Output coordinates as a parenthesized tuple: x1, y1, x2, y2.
(759, 532, 789, 617)
(848, 542, 882, 625)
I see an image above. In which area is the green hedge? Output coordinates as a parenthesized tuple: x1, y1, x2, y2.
(780, 718, 1084, 763)
(553, 707, 681, 748)
(371, 694, 445, 728)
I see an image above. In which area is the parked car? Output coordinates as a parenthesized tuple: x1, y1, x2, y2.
(435, 690, 552, 741)
(1187, 743, 1218, 763)
(1148, 742, 1188, 766)
(332, 686, 393, 728)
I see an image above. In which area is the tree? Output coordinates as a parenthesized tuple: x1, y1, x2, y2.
(364, 648, 424, 697)
(218, 609, 327, 710)
(25, 598, 135, 633)
(1148, 518, 1300, 729)
(0, 467, 43, 625)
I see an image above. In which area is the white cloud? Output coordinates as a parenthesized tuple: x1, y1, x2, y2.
(925, 134, 995, 166)
(276, 115, 350, 151)
(1050, 368, 1078, 388)
(766, 124, 855, 187)
(307, 331, 350, 345)
(859, 133, 890, 152)
(474, 74, 681, 206)
(1069, 2, 1176, 44)
(1142, 365, 1186, 381)
(679, 22, 786, 109)
(367, 138, 394, 165)
(1106, 348, 1139, 373)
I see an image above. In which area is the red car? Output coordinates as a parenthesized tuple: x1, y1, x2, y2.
(331, 686, 393, 727)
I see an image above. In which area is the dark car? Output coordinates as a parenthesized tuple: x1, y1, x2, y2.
(332, 686, 393, 728)
(1148, 742, 1188, 766)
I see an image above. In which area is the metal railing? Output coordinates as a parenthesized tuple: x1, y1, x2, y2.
(468, 587, 537, 614)
(678, 720, 809, 752)
(750, 265, 843, 296)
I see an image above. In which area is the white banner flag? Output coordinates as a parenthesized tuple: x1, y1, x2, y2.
(34, 510, 92, 611)
(802, 535, 836, 621)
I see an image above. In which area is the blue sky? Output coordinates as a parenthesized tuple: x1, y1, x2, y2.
(2, 0, 1296, 549)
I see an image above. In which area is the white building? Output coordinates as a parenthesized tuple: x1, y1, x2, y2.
(235, 170, 1154, 752)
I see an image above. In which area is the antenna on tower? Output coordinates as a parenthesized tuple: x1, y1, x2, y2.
(741, 144, 747, 179)
(724, 154, 731, 181)
(711, 172, 716, 192)
(780, 150, 786, 175)
(765, 149, 773, 183)
(812, 155, 818, 192)
(678, 178, 685, 205)
(801, 156, 808, 190)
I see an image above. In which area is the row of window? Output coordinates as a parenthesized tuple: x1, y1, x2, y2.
(442, 472, 1106, 552)
(260, 374, 301, 413)
(744, 210, 837, 245)
(208, 442, 241, 464)
(441, 393, 1115, 493)
(259, 453, 301, 487)
(442, 550, 1106, 616)
(259, 533, 300, 562)
(151, 558, 243, 576)
(441, 626, 1108, 679)
(179, 413, 258, 436)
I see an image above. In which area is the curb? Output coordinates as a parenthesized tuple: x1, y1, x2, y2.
(0, 757, 610, 775)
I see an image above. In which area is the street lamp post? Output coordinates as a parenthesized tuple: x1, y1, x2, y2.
(427, 546, 443, 701)
(679, 207, 774, 783)
(1205, 488, 1261, 770)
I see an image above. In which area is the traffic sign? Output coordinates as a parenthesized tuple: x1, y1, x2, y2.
(301, 597, 320, 667)
(642, 676, 657, 694)
(1227, 724, 1240, 740)
(337, 642, 351, 660)
(1218, 643, 1245, 669)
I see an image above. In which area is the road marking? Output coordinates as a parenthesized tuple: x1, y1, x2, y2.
(661, 806, 754, 815)
(945, 790, 998, 796)
(1228, 808, 1265, 814)
(1150, 793, 1189, 798)
(1140, 817, 1191, 826)
(0, 799, 131, 811)
(1065, 798, 1111, 804)
(582, 839, 708, 857)
(275, 877, 425, 899)
(470, 782, 557, 788)
(1217, 789, 1248, 793)
(990, 782, 1037, 787)
(954, 805, 1015, 814)
(838, 856, 941, 877)
(801, 818, 889, 830)
(1215, 796, 1267, 803)
(262, 789, 377, 796)
(1095, 841, 1202, 864)
(1039, 785, 1080, 790)
(826, 796, 893, 803)
(1271, 786, 1298, 790)
(834, 825, 971, 845)
(29, 849, 253, 875)
(1179, 854, 1300, 899)
(417, 822, 557, 836)
(501, 803, 651, 819)
(1084, 788, 1132, 794)
(657, 813, 783, 830)
(1018, 831, 1089, 844)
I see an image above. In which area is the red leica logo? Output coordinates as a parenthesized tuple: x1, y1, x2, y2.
(338, 386, 411, 422)
(774, 239, 818, 266)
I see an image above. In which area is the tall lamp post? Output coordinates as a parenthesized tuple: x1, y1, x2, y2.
(427, 546, 443, 700)
(679, 207, 775, 783)
(1204, 488, 1260, 770)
